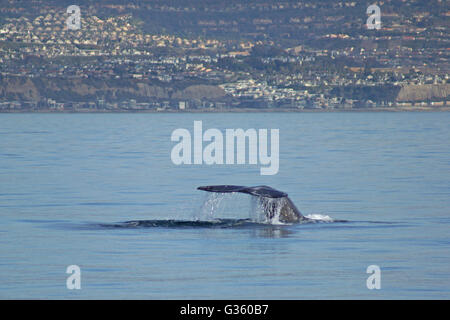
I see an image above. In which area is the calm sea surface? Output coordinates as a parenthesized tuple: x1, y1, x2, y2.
(0, 112, 449, 299)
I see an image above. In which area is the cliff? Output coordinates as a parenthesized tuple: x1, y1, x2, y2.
(396, 84, 449, 102)
(0, 76, 226, 102)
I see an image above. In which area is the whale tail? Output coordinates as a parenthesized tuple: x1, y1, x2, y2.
(197, 185, 306, 223)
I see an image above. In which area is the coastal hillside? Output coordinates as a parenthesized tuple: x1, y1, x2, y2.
(0, 77, 226, 102)
(396, 84, 450, 102)
(1, 76, 449, 108)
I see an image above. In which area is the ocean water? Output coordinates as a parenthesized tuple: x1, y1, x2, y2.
(0, 112, 449, 299)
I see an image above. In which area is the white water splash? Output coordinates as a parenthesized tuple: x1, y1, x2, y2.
(195, 193, 335, 225)
(195, 192, 228, 221)
(195, 192, 289, 224)
(254, 196, 291, 225)
(305, 214, 334, 222)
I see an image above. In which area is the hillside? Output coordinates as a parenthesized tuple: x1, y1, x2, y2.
(0, 77, 226, 102)
(396, 84, 450, 102)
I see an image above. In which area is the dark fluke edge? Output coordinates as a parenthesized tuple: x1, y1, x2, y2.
(198, 185, 307, 223)
(197, 185, 288, 198)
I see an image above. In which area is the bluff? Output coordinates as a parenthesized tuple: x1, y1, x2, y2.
(0, 76, 226, 102)
(396, 84, 449, 102)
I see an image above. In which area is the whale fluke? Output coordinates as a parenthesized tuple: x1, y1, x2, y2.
(197, 185, 307, 223)
(197, 185, 288, 198)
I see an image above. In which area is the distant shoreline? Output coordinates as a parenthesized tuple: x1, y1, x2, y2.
(1, 107, 450, 113)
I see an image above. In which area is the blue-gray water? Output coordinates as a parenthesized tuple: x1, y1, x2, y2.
(0, 112, 449, 299)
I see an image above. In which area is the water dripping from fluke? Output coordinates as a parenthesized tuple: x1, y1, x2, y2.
(97, 190, 347, 229)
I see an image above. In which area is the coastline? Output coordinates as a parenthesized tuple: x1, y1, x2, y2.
(1, 106, 450, 113)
